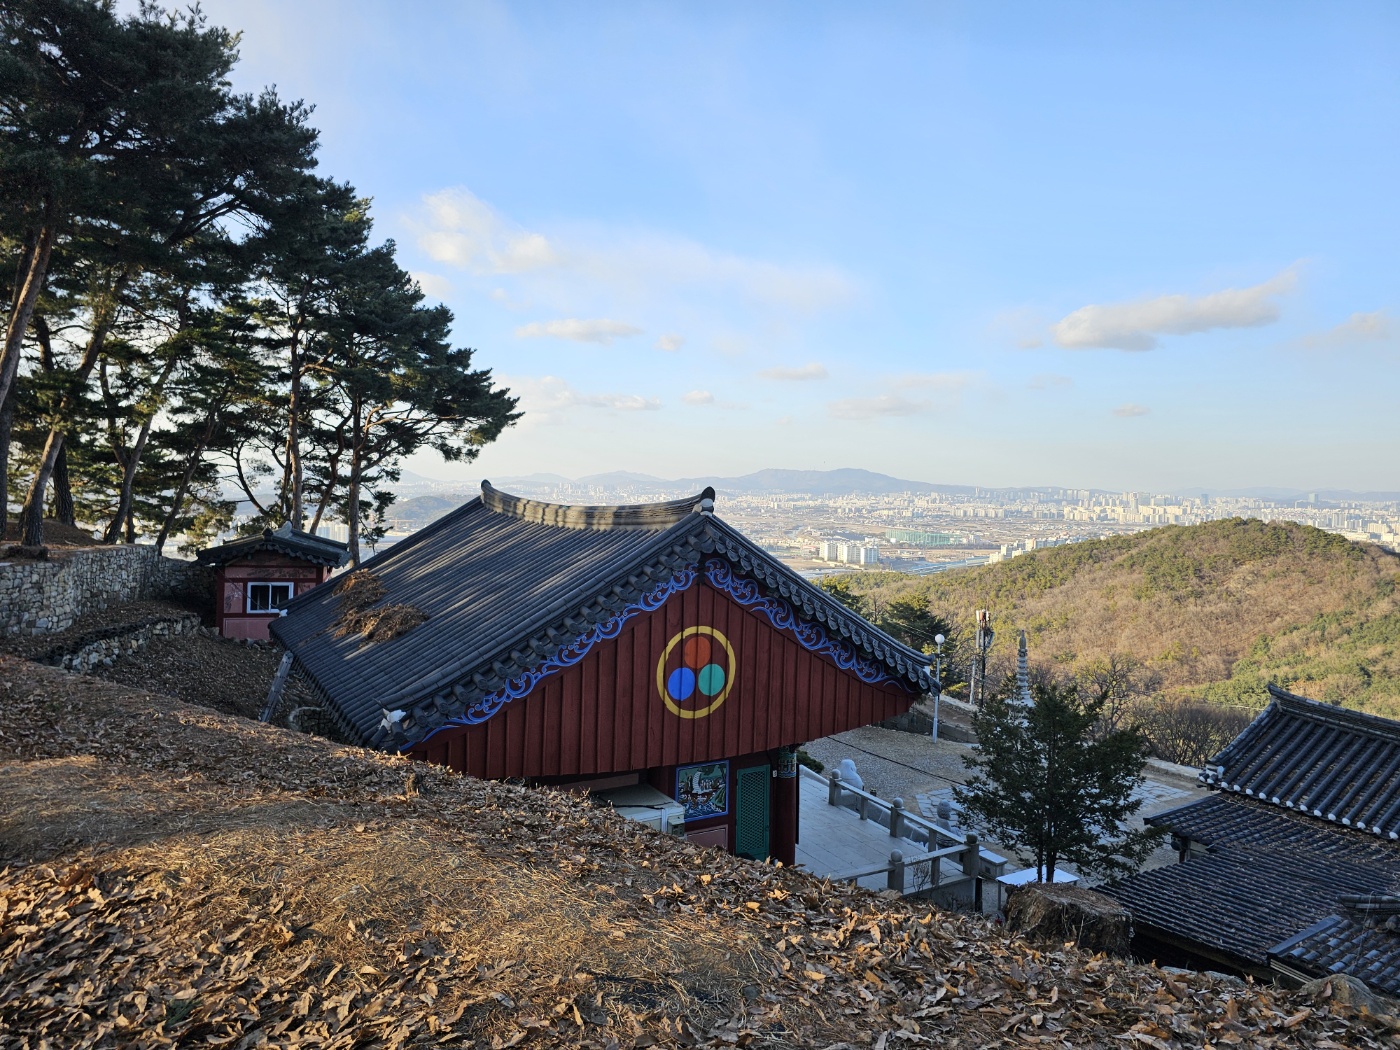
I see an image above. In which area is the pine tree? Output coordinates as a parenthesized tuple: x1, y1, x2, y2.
(952, 679, 1164, 883)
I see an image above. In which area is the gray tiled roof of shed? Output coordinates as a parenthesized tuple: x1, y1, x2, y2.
(196, 523, 350, 568)
(1270, 897, 1400, 997)
(1200, 684, 1400, 839)
(1105, 845, 1396, 966)
(271, 482, 935, 748)
(1104, 795, 1400, 967)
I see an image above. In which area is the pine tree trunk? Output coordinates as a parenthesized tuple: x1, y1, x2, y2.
(345, 401, 365, 566)
(346, 448, 361, 566)
(285, 323, 304, 528)
(52, 442, 74, 526)
(18, 269, 130, 547)
(103, 353, 178, 543)
(155, 404, 221, 552)
(0, 389, 11, 537)
(0, 216, 54, 412)
(19, 429, 62, 546)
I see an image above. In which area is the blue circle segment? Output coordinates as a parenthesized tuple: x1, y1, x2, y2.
(667, 666, 697, 701)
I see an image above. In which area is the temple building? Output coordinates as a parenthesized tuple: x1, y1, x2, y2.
(1105, 686, 1400, 994)
(270, 483, 936, 865)
(197, 523, 350, 641)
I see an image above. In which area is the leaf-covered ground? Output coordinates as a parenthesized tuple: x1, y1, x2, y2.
(0, 658, 1393, 1048)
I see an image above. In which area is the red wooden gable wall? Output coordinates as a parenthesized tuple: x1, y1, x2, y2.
(409, 578, 918, 779)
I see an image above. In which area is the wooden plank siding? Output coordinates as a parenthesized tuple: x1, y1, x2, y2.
(410, 579, 917, 779)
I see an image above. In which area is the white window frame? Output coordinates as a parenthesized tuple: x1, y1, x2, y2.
(246, 581, 295, 614)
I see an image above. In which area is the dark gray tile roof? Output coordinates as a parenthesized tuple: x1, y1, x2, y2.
(1104, 795, 1400, 967)
(271, 483, 935, 748)
(1270, 897, 1400, 997)
(1149, 794, 1400, 867)
(197, 524, 350, 568)
(1200, 684, 1400, 839)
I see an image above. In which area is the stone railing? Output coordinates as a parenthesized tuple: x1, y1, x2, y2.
(809, 765, 1008, 904)
(0, 545, 210, 637)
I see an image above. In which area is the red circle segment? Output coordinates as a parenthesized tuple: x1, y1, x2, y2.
(681, 634, 712, 668)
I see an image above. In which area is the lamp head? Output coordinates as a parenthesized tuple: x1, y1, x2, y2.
(934, 633, 945, 646)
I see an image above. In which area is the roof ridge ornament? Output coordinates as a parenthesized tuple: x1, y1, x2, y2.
(479, 480, 717, 531)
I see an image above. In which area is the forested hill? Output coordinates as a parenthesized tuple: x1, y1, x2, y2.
(848, 519, 1400, 718)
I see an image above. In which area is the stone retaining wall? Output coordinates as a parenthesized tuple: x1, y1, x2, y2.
(0, 546, 211, 637)
(50, 613, 205, 673)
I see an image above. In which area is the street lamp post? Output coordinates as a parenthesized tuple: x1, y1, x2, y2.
(931, 632, 946, 742)
(973, 609, 994, 706)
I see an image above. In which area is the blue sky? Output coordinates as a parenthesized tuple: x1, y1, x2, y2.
(199, 1, 1398, 492)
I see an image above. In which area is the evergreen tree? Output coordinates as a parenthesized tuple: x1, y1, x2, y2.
(3, 0, 315, 544)
(952, 679, 1164, 883)
(307, 240, 518, 563)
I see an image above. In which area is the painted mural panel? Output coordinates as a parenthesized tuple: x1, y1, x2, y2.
(676, 760, 729, 820)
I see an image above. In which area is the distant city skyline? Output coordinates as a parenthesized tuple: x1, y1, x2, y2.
(199, 1, 1398, 491)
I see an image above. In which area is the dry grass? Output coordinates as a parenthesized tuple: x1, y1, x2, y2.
(842, 519, 1400, 717)
(331, 569, 427, 643)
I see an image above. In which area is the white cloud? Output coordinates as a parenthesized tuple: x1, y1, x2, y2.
(506, 375, 662, 420)
(417, 188, 561, 274)
(682, 390, 715, 405)
(655, 334, 686, 352)
(759, 363, 829, 381)
(514, 318, 642, 345)
(411, 186, 857, 314)
(1029, 373, 1073, 390)
(989, 306, 1050, 350)
(411, 271, 453, 301)
(1113, 403, 1150, 418)
(828, 395, 931, 421)
(1053, 268, 1297, 351)
(900, 370, 976, 392)
(1299, 310, 1392, 351)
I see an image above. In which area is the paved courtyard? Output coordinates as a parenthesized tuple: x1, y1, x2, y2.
(802, 723, 1211, 879)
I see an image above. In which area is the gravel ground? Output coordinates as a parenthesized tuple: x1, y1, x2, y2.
(804, 725, 973, 804)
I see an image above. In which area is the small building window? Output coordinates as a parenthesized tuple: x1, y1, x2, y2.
(247, 582, 294, 613)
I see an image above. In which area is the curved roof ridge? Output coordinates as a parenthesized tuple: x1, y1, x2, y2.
(480, 480, 716, 531)
(1266, 683, 1400, 743)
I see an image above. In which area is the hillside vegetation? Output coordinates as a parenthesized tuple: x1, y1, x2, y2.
(0, 659, 1386, 1048)
(846, 519, 1400, 718)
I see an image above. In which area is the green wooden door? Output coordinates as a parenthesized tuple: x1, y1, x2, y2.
(734, 764, 771, 860)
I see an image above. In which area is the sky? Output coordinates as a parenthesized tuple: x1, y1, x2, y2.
(194, 0, 1398, 493)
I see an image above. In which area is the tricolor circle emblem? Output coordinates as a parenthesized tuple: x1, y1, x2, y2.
(657, 626, 736, 719)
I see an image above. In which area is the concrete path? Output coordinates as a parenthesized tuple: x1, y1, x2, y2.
(794, 769, 915, 892)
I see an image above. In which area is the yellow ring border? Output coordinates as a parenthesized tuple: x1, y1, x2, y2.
(656, 625, 736, 719)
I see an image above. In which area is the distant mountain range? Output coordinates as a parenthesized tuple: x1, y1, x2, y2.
(390, 467, 961, 498)
(479, 468, 977, 497)
(391, 468, 1400, 503)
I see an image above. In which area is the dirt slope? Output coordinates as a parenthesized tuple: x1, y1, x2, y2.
(0, 658, 1389, 1048)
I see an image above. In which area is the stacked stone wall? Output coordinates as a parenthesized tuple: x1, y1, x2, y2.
(47, 612, 205, 672)
(0, 546, 212, 637)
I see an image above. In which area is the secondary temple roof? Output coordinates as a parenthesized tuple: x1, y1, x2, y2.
(1202, 684, 1400, 839)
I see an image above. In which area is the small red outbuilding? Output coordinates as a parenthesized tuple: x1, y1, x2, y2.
(197, 524, 350, 641)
